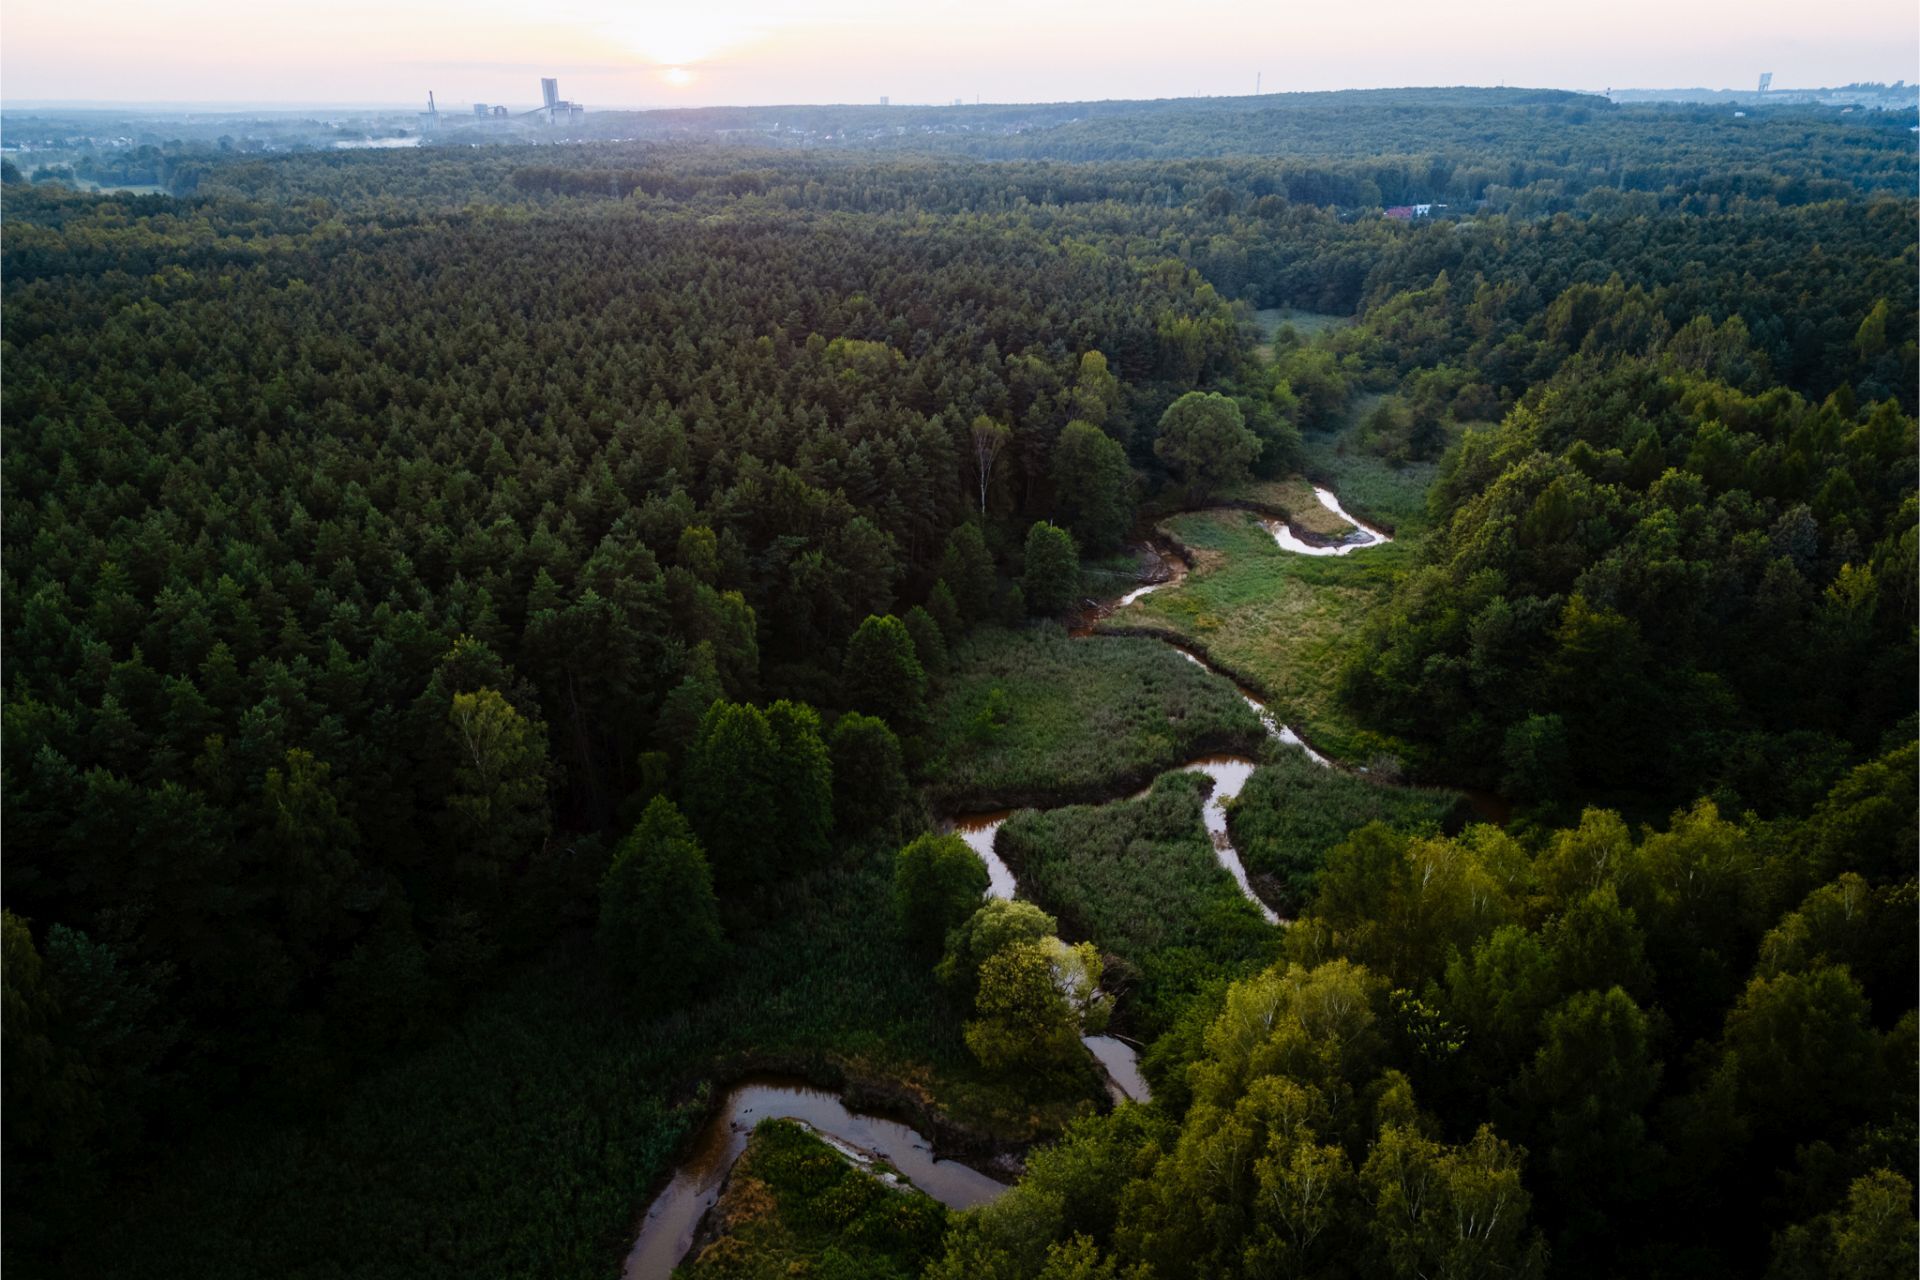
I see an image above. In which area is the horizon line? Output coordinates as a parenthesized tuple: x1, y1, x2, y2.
(2, 79, 1909, 116)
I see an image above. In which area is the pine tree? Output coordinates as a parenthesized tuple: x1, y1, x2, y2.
(682, 700, 781, 888)
(903, 605, 950, 676)
(939, 525, 997, 623)
(597, 796, 727, 1007)
(843, 615, 928, 732)
(1050, 421, 1134, 552)
(830, 713, 908, 836)
(1022, 522, 1081, 617)
(766, 700, 835, 870)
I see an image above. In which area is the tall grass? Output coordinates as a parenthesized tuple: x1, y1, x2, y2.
(923, 625, 1263, 810)
(998, 771, 1281, 1031)
(1294, 394, 1478, 537)
(1227, 749, 1466, 914)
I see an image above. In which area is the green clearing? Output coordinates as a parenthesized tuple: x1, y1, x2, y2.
(923, 625, 1264, 810)
(680, 1119, 947, 1280)
(1118, 508, 1412, 764)
(1251, 307, 1352, 358)
(997, 771, 1280, 1029)
(70, 178, 169, 195)
(1225, 749, 1467, 915)
(1294, 393, 1480, 538)
(63, 840, 1091, 1280)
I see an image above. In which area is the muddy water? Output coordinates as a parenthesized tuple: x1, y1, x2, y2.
(1081, 1035, 1150, 1103)
(623, 1077, 1006, 1280)
(1075, 543, 1188, 634)
(1117, 563, 1180, 606)
(949, 810, 1020, 899)
(1266, 485, 1393, 556)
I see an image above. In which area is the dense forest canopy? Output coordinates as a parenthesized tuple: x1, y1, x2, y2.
(1, 85, 1913, 1279)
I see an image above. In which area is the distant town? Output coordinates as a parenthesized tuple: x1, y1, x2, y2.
(2, 79, 1914, 200)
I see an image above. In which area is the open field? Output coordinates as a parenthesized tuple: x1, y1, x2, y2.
(1117, 508, 1412, 764)
(1294, 392, 1484, 538)
(924, 625, 1264, 810)
(61, 840, 1090, 1280)
(1251, 307, 1352, 358)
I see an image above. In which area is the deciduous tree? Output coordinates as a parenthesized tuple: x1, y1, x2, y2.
(1154, 391, 1261, 499)
(893, 833, 988, 952)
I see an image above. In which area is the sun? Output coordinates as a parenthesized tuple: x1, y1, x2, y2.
(605, 12, 763, 66)
(664, 66, 695, 88)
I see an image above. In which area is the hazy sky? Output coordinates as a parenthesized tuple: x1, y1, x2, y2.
(4, 0, 1914, 107)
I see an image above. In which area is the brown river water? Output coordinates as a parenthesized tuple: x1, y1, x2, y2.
(622, 1076, 1007, 1280)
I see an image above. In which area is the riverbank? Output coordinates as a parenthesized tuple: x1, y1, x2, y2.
(629, 1083, 1002, 1280)
(1117, 507, 1413, 765)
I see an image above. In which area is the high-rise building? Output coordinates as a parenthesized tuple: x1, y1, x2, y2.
(879, 96, 890, 106)
(1758, 72, 1774, 93)
(542, 78, 560, 110)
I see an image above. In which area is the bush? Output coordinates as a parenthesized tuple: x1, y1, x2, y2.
(963, 940, 1100, 1075)
(937, 898, 1058, 1003)
(1154, 391, 1261, 499)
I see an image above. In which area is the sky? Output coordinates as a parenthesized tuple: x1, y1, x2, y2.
(3, 0, 1915, 108)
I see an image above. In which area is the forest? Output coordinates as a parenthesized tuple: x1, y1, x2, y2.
(1, 86, 1914, 1279)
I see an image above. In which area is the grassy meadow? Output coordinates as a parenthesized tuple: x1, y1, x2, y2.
(923, 625, 1264, 810)
(1217, 476, 1354, 538)
(1295, 395, 1474, 538)
(1116, 508, 1411, 764)
(1251, 307, 1352, 359)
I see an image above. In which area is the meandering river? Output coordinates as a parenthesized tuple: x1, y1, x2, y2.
(1265, 485, 1393, 556)
(622, 1077, 1006, 1280)
(625, 487, 1396, 1277)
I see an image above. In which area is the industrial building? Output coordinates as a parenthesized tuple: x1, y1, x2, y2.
(538, 78, 584, 123)
(416, 77, 584, 132)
